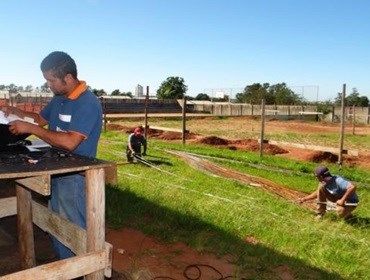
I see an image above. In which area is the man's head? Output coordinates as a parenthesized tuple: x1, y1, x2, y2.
(40, 51, 78, 95)
(134, 127, 143, 136)
(314, 166, 332, 182)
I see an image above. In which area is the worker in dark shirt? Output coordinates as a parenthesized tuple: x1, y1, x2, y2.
(126, 127, 147, 162)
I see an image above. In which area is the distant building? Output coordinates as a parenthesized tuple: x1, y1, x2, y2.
(135, 84, 143, 97)
(0, 91, 53, 99)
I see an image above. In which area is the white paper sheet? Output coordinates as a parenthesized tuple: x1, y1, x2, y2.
(0, 111, 37, 125)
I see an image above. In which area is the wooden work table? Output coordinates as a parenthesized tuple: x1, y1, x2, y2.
(0, 147, 116, 279)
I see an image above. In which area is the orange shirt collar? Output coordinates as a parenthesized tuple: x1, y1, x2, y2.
(67, 81, 87, 100)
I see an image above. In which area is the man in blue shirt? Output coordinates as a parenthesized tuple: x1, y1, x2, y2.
(1, 51, 102, 259)
(299, 166, 359, 220)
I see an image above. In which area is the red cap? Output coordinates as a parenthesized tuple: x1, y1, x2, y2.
(134, 127, 142, 134)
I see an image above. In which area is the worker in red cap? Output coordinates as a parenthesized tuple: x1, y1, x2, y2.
(126, 126, 147, 163)
(299, 165, 359, 220)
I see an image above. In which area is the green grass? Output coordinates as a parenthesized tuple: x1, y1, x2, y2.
(98, 129, 370, 280)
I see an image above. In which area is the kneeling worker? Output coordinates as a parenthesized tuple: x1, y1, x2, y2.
(299, 165, 359, 220)
(126, 127, 147, 163)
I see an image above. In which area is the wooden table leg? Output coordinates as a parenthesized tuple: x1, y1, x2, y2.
(16, 184, 36, 269)
(85, 168, 106, 280)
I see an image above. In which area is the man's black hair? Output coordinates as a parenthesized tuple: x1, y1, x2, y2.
(315, 166, 332, 177)
(40, 51, 77, 79)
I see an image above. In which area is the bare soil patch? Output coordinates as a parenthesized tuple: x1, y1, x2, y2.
(107, 122, 370, 168)
(106, 228, 237, 279)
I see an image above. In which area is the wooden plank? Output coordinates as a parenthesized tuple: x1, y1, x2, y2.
(32, 201, 113, 278)
(146, 125, 189, 133)
(104, 164, 117, 185)
(0, 249, 107, 280)
(86, 168, 106, 280)
(15, 175, 50, 195)
(0, 162, 112, 180)
(0, 197, 16, 218)
(32, 200, 86, 255)
(299, 111, 323, 115)
(16, 184, 36, 269)
(104, 242, 113, 278)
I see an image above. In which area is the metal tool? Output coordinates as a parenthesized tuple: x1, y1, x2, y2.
(316, 201, 358, 207)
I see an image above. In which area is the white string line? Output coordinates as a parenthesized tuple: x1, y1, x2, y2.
(116, 168, 370, 247)
(108, 142, 369, 248)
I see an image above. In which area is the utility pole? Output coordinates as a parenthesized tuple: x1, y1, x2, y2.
(144, 86, 149, 139)
(182, 95, 186, 145)
(259, 99, 265, 158)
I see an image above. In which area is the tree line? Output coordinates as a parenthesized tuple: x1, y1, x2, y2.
(2, 76, 369, 107)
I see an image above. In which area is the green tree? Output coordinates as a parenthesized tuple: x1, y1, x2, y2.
(157, 76, 188, 99)
(270, 83, 303, 105)
(111, 89, 121, 96)
(334, 88, 369, 107)
(236, 82, 304, 105)
(358, 96, 369, 106)
(25, 85, 33, 92)
(8, 84, 18, 93)
(121, 92, 133, 98)
(92, 88, 107, 96)
(236, 83, 272, 104)
(40, 82, 49, 93)
(315, 100, 333, 115)
(195, 93, 211, 101)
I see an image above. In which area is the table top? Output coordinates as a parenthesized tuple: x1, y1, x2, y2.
(0, 146, 113, 179)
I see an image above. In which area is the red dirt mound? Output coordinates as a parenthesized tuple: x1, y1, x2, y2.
(196, 136, 229, 145)
(155, 131, 197, 140)
(305, 151, 338, 163)
(106, 123, 130, 132)
(229, 139, 288, 155)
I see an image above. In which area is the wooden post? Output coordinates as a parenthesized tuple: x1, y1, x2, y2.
(259, 99, 265, 158)
(16, 184, 36, 269)
(144, 86, 149, 139)
(182, 95, 186, 145)
(352, 105, 355, 135)
(101, 97, 106, 133)
(331, 105, 335, 123)
(86, 168, 106, 280)
(338, 84, 346, 166)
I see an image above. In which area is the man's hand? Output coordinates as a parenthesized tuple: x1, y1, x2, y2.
(8, 120, 33, 135)
(0, 106, 13, 117)
(336, 198, 345, 207)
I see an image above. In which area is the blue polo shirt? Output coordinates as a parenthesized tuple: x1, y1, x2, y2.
(40, 89, 102, 157)
(325, 176, 359, 203)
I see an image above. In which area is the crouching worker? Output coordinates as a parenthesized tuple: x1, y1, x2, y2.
(299, 166, 359, 220)
(126, 127, 147, 163)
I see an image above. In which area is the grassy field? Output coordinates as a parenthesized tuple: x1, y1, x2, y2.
(99, 118, 370, 280)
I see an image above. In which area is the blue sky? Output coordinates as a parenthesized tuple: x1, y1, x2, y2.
(1, 0, 369, 101)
